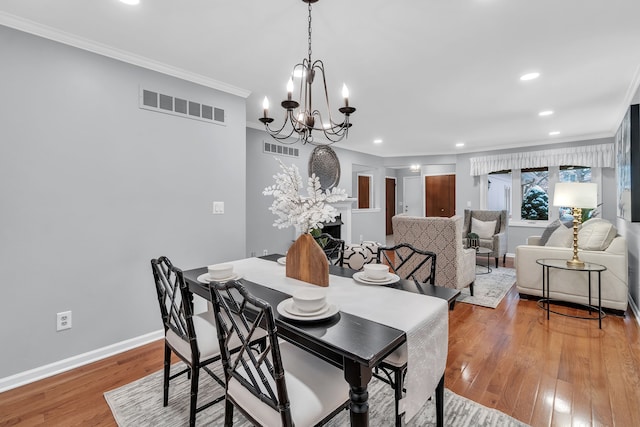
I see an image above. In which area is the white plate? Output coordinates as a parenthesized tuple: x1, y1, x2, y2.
(277, 257, 287, 265)
(283, 301, 331, 317)
(197, 272, 243, 284)
(277, 299, 339, 321)
(352, 271, 400, 285)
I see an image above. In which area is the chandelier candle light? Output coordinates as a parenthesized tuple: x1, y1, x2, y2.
(259, 0, 355, 145)
(553, 182, 598, 267)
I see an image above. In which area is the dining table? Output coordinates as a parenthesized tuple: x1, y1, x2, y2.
(183, 254, 449, 427)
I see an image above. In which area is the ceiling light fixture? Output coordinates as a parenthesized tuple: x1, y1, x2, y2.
(259, 0, 355, 145)
(119, 0, 140, 5)
(539, 110, 554, 116)
(549, 131, 560, 136)
(520, 72, 540, 81)
(456, 142, 465, 148)
(373, 139, 383, 144)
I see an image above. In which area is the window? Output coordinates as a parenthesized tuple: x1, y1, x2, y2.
(487, 171, 512, 217)
(481, 165, 600, 224)
(521, 168, 549, 221)
(558, 166, 593, 221)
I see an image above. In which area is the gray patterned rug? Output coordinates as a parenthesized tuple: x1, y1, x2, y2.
(456, 267, 516, 309)
(104, 362, 528, 426)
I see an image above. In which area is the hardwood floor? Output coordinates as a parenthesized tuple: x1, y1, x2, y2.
(2, 263, 639, 426)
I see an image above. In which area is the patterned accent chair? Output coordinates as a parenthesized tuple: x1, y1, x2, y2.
(463, 209, 508, 267)
(343, 241, 379, 270)
(392, 215, 476, 294)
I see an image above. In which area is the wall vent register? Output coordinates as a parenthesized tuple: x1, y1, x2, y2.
(263, 141, 299, 158)
(140, 88, 225, 125)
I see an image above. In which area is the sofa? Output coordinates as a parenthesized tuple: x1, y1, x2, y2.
(392, 215, 476, 294)
(463, 209, 508, 267)
(515, 218, 628, 314)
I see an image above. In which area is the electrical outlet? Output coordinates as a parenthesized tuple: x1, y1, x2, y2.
(57, 311, 72, 331)
(263, 249, 268, 256)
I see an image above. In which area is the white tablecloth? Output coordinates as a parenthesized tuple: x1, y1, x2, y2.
(228, 257, 449, 422)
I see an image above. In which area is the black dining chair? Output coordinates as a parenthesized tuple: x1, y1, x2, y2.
(313, 232, 345, 267)
(150, 256, 226, 426)
(209, 279, 350, 426)
(375, 243, 438, 427)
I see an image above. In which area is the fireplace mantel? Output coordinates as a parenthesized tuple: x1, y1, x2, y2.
(330, 198, 357, 245)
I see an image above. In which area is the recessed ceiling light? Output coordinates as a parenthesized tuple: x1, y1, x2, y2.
(373, 139, 383, 144)
(455, 142, 465, 148)
(120, 0, 140, 4)
(520, 72, 540, 81)
(549, 131, 560, 136)
(539, 110, 554, 116)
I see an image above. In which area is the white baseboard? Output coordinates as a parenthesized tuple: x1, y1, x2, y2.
(629, 294, 640, 327)
(0, 330, 163, 393)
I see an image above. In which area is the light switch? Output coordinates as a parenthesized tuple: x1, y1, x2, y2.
(213, 201, 224, 214)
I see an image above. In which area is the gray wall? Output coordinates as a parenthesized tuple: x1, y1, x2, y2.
(616, 88, 640, 308)
(246, 128, 387, 255)
(0, 26, 247, 378)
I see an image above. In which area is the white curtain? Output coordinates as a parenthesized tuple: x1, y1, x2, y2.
(469, 143, 614, 176)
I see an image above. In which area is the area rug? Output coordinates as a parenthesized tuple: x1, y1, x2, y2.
(456, 267, 516, 309)
(105, 362, 529, 426)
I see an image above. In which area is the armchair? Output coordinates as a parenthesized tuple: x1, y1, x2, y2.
(463, 209, 508, 267)
(392, 215, 476, 294)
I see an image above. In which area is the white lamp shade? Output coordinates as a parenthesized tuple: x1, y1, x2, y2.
(553, 182, 597, 208)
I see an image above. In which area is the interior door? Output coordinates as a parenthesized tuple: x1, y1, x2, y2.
(425, 174, 455, 217)
(403, 176, 422, 216)
(357, 175, 371, 209)
(385, 177, 396, 235)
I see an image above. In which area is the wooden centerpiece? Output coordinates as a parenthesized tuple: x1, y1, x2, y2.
(286, 233, 329, 287)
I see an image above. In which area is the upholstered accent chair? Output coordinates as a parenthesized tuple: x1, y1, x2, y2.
(463, 209, 508, 267)
(392, 215, 476, 294)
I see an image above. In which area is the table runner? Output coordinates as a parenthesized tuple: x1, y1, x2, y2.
(227, 257, 448, 422)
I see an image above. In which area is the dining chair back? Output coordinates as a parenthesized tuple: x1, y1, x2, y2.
(313, 232, 345, 266)
(150, 256, 226, 427)
(209, 280, 349, 426)
(377, 243, 437, 285)
(374, 244, 438, 426)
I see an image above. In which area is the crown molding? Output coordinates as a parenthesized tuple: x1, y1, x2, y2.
(0, 12, 251, 99)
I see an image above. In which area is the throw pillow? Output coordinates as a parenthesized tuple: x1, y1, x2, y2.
(578, 218, 617, 251)
(539, 219, 573, 246)
(471, 218, 497, 239)
(545, 225, 573, 248)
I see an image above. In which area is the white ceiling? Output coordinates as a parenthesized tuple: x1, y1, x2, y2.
(2, 0, 640, 157)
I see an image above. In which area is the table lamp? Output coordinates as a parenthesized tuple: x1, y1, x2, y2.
(553, 182, 598, 267)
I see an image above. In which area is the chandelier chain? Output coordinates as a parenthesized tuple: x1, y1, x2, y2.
(307, 2, 312, 61)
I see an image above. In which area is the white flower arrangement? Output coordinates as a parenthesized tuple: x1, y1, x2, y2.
(263, 159, 348, 234)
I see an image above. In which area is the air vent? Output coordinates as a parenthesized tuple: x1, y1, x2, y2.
(263, 141, 299, 158)
(139, 88, 225, 126)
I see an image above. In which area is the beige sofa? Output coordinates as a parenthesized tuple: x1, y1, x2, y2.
(515, 220, 628, 314)
(393, 215, 476, 294)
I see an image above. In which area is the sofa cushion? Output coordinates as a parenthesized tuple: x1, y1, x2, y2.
(471, 218, 496, 239)
(578, 218, 617, 251)
(545, 225, 573, 247)
(539, 219, 572, 246)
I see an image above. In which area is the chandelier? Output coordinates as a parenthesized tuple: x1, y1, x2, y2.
(259, 0, 355, 145)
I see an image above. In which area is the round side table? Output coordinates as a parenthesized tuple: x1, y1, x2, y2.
(535, 258, 606, 329)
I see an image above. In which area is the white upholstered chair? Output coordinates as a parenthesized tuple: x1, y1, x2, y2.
(463, 209, 508, 267)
